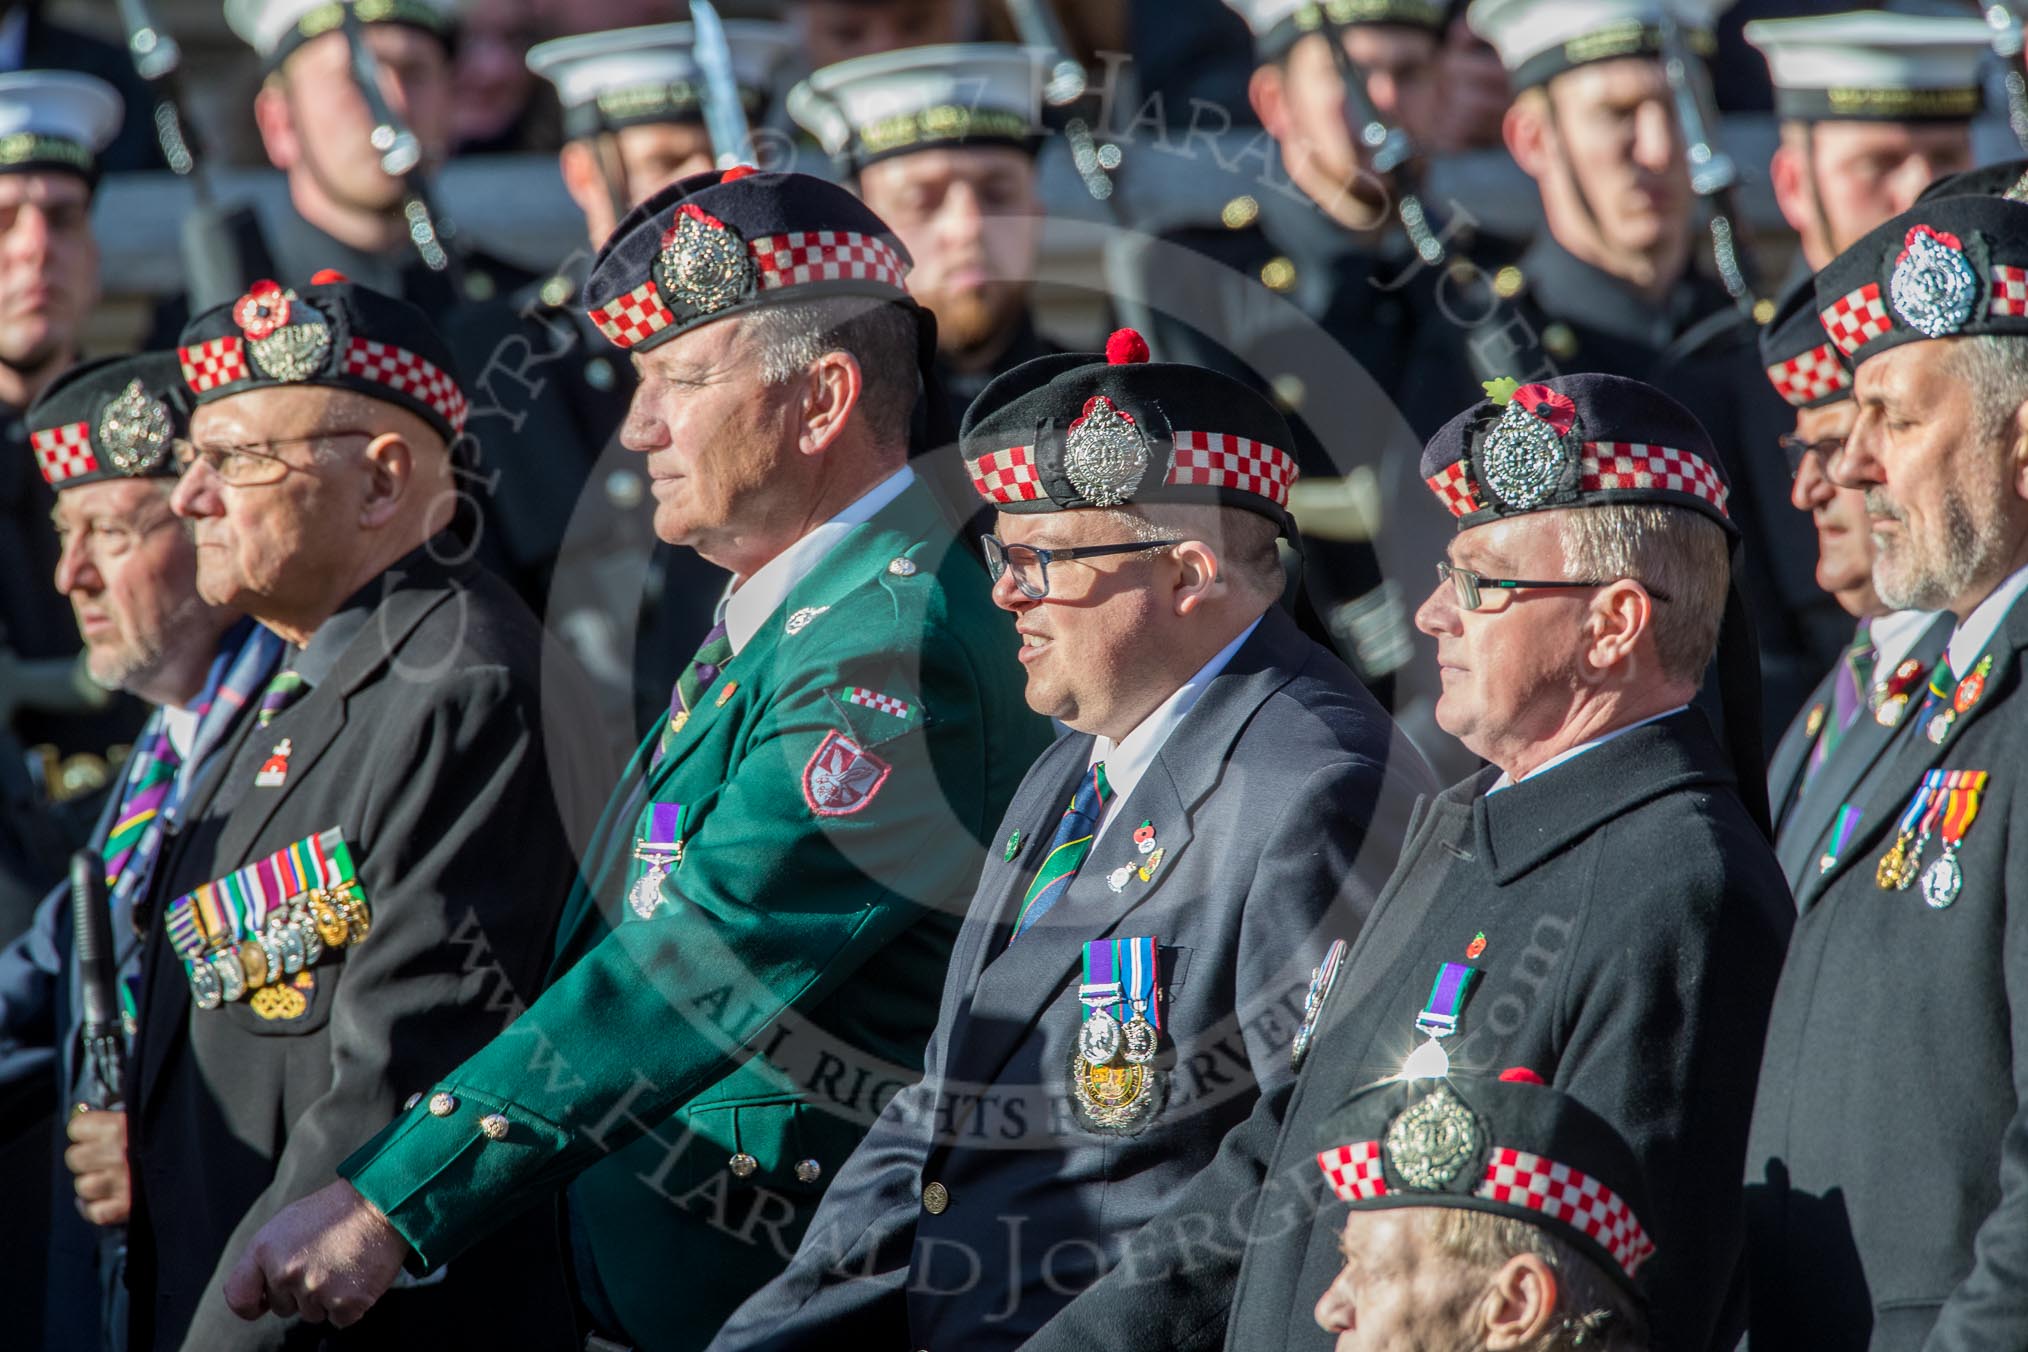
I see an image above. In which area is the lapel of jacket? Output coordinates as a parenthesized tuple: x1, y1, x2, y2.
(942, 608, 1306, 1095)
(555, 482, 949, 950)
(1768, 662, 1837, 838)
(1778, 616, 1951, 890)
(207, 567, 453, 870)
(1801, 605, 2026, 911)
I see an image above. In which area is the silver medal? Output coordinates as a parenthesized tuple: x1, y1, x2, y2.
(1079, 1006, 1123, 1064)
(1121, 1012, 1158, 1065)
(269, 914, 307, 974)
(289, 901, 324, 965)
(629, 857, 668, 919)
(1921, 851, 1964, 909)
(210, 949, 246, 1003)
(189, 957, 222, 1010)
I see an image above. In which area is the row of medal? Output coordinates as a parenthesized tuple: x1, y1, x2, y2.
(164, 827, 370, 1010)
(1875, 768, 1988, 909)
(1072, 936, 1163, 1130)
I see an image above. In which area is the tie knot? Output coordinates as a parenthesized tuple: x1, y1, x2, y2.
(1074, 761, 1111, 815)
(258, 670, 310, 728)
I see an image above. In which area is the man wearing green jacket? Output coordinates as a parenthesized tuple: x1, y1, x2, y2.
(218, 167, 1052, 1350)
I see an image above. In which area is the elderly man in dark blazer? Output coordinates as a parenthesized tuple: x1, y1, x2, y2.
(1013, 373, 1795, 1352)
(706, 330, 1434, 1352)
(100, 277, 602, 1352)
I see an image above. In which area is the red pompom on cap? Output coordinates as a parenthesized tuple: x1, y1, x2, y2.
(309, 268, 347, 286)
(721, 165, 758, 182)
(1105, 327, 1150, 365)
(1498, 1066, 1546, 1085)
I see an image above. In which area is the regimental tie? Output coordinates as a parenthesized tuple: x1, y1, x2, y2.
(102, 725, 181, 888)
(257, 669, 310, 728)
(1807, 621, 1875, 783)
(653, 619, 734, 768)
(1009, 762, 1111, 944)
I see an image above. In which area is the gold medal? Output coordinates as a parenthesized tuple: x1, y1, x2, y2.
(333, 886, 370, 944)
(308, 889, 351, 949)
(1876, 833, 1911, 890)
(237, 938, 269, 989)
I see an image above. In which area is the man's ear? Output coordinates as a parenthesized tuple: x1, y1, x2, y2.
(1170, 539, 1223, 616)
(358, 433, 414, 529)
(1249, 60, 1289, 143)
(797, 350, 863, 457)
(1586, 579, 1651, 672)
(2011, 395, 2028, 503)
(1481, 1253, 1560, 1350)
(559, 141, 608, 225)
(1769, 138, 1816, 240)
(1503, 89, 1551, 182)
(252, 79, 298, 173)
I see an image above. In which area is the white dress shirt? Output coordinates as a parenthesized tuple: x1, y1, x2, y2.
(721, 466, 915, 656)
(1945, 563, 2028, 678)
(1486, 705, 1690, 794)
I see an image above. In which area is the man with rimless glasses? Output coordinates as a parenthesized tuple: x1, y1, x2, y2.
(710, 331, 1431, 1352)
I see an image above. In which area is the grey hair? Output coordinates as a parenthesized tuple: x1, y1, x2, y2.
(1102, 503, 1285, 598)
(743, 296, 920, 447)
(1946, 334, 2028, 447)
(1421, 1209, 1650, 1352)
(1556, 504, 1728, 685)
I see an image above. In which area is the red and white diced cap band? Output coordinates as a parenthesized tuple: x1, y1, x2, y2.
(965, 431, 1299, 507)
(588, 229, 910, 349)
(1315, 1139, 1657, 1280)
(1425, 443, 1730, 521)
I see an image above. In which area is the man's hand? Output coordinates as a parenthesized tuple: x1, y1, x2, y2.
(222, 1179, 411, 1327)
(65, 1109, 130, 1225)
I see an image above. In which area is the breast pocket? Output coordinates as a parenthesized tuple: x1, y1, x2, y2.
(217, 963, 337, 1037)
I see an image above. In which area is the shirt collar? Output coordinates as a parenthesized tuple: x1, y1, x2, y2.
(1946, 563, 2028, 676)
(722, 465, 915, 656)
(1869, 608, 1941, 677)
(1085, 615, 1262, 842)
(1486, 704, 1690, 794)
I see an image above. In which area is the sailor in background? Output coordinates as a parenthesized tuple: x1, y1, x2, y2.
(212, 0, 538, 314)
(1746, 8, 1985, 282)
(789, 42, 1063, 417)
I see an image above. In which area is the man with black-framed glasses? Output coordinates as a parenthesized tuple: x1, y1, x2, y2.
(710, 332, 1432, 1352)
(1757, 276, 1948, 895)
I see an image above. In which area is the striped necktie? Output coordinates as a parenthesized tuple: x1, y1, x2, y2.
(257, 669, 310, 727)
(1807, 621, 1876, 782)
(653, 620, 735, 767)
(1009, 762, 1111, 944)
(102, 727, 181, 886)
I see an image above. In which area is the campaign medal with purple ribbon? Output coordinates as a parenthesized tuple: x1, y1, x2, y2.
(1402, 961, 1479, 1081)
(630, 801, 685, 920)
(1077, 939, 1125, 1064)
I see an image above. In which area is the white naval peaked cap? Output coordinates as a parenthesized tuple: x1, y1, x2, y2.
(788, 43, 1044, 171)
(1744, 11, 1992, 122)
(0, 71, 123, 179)
(1467, 0, 1736, 88)
(223, 0, 459, 68)
(1225, 0, 1449, 56)
(527, 21, 794, 139)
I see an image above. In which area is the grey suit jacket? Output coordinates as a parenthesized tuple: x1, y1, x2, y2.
(706, 604, 1433, 1352)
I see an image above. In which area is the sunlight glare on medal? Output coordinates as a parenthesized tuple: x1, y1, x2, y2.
(1400, 1036, 1451, 1081)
